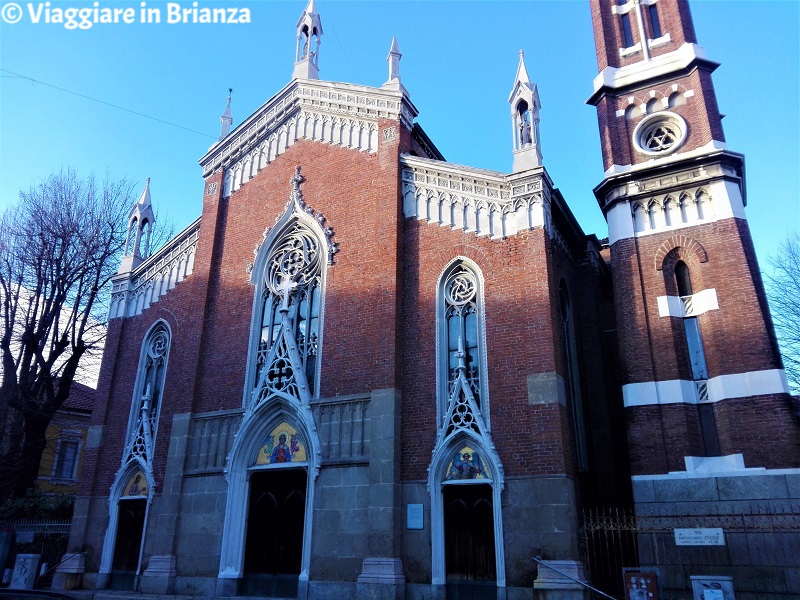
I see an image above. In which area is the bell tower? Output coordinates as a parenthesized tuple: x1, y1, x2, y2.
(292, 0, 322, 81)
(588, 0, 800, 484)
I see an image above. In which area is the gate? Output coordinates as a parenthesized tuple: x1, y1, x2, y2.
(581, 505, 800, 600)
(1, 520, 70, 589)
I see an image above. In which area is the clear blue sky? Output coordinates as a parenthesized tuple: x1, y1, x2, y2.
(1, 1, 798, 274)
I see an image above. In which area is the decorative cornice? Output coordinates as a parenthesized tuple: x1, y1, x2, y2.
(110, 218, 201, 319)
(400, 155, 555, 241)
(199, 79, 418, 179)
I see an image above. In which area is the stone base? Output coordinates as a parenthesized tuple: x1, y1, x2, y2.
(52, 552, 85, 590)
(356, 559, 405, 600)
(358, 557, 405, 584)
(533, 560, 589, 600)
(215, 575, 240, 596)
(140, 554, 176, 594)
(11, 554, 40, 589)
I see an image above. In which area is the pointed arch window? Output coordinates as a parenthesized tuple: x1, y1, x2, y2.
(124, 322, 170, 465)
(253, 220, 323, 397)
(438, 261, 489, 426)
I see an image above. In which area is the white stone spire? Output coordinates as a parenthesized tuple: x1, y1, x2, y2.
(382, 36, 407, 93)
(292, 0, 323, 80)
(119, 178, 157, 274)
(219, 89, 233, 141)
(508, 50, 542, 172)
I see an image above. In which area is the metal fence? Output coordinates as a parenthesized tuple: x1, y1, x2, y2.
(581, 504, 800, 600)
(1, 520, 70, 589)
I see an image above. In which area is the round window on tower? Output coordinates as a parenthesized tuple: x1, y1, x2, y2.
(632, 111, 688, 156)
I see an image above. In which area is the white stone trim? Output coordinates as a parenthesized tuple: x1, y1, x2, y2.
(622, 369, 790, 407)
(400, 155, 555, 242)
(657, 288, 718, 318)
(592, 43, 712, 94)
(648, 33, 671, 49)
(199, 79, 420, 189)
(632, 453, 800, 480)
(603, 141, 730, 179)
(605, 159, 746, 245)
(619, 42, 642, 58)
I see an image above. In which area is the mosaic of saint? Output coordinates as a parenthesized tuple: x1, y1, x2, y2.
(257, 421, 307, 465)
(445, 446, 489, 480)
(123, 469, 148, 496)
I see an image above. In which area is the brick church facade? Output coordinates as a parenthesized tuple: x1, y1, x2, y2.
(55, 1, 800, 598)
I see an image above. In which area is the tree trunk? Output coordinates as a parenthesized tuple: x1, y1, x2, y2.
(13, 412, 51, 498)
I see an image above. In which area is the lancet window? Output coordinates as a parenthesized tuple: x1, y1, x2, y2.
(254, 220, 322, 396)
(439, 261, 488, 428)
(673, 260, 719, 456)
(125, 322, 170, 464)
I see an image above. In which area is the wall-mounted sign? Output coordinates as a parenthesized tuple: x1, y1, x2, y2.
(674, 528, 725, 546)
(407, 503, 423, 530)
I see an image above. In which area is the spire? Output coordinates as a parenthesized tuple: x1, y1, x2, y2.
(509, 50, 542, 172)
(134, 177, 152, 211)
(293, 0, 323, 80)
(382, 36, 407, 93)
(119, 178, 157, 274)
(513, 49, 531, 88)
(219, 89, 233, 141)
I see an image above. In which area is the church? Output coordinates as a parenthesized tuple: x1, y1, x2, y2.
(54, 1, 800, 598)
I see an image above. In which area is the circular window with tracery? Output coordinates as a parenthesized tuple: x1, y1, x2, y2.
(633, 111, 687, 156)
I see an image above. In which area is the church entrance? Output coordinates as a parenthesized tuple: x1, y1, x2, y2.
(110, 498, 146, 589)
(243, 468, 307, 597)
(443, 483, 497, 599)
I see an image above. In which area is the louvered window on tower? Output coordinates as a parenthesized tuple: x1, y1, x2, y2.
(648, 4, 662, 38)
(617, 0, 634, 47)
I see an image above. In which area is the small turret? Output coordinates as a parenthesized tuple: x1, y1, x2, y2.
(292, 0, 323, 80)
(382, 37, 407, 94)
(119, 178, 156, 274)
(508, 50, 542, 172)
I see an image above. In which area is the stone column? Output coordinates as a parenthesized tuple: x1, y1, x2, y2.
(357, 388, 405, 600)
(140, 412, 191, 594)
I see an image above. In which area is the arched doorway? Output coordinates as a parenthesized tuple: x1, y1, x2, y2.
(242, 467, 308, 597)
(218, 414, 318, 593)
(100, 467, 151, 590)
(443, 483, 496, 585)
(430, 441, 505, 592)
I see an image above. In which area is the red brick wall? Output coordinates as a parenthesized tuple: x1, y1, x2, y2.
(627, 395, 800, 475)
(87, 124, 405, 495)
(590, 0, 697, 71)
(597, 69, 724, 172)
(612, 217, 781, 385)
(398, 217, 616, 482)
(612, 217, 800, 474)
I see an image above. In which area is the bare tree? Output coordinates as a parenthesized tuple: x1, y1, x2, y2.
(0, 170, 134, 500)
(768, 233, 800, 394)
